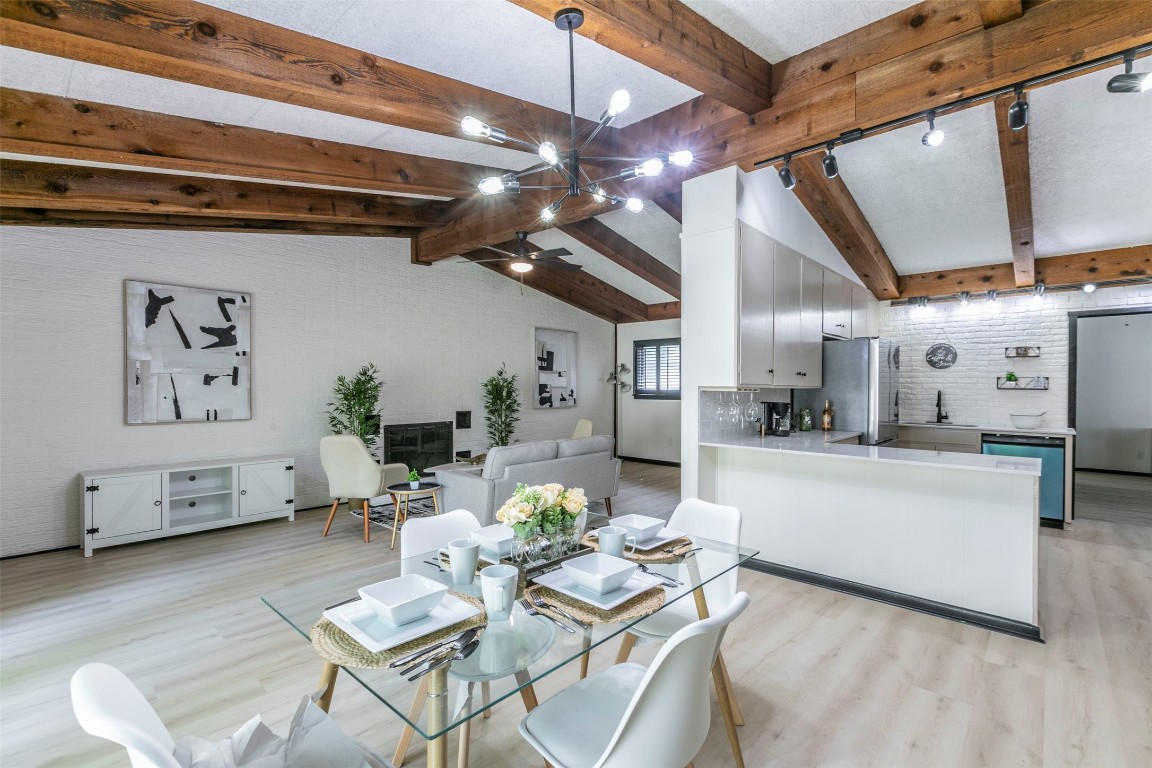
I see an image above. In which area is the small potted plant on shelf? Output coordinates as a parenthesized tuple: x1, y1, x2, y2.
(408, 469, 421, 490)
(1005, 370, 1018, 384)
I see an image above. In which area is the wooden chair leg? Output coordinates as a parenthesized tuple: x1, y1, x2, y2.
(391, 676, 429, 767)
(362, 499, 371, 543)
(711, 656, 745, 768)
(322, 499, 340, 537)
(481, 681, 492, 719)
(390, 494, 405, 550)
(718, 653, 744, 725)
(604, 497, 613, 517)
(315, 661, 339, 713)
(457, 682, 474, 768)
(579, 632, 592, 679)
(615, 631, 637, 664)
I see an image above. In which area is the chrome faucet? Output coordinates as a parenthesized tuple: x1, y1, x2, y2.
(936, 391, 949, 423)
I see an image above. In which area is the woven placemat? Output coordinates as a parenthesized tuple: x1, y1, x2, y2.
(310, 593, 487, 669)
(580, 533, 694, 565)
(525, 583, 665, 626)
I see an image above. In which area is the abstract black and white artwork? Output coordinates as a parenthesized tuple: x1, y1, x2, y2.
(535, 328, 576, 409)
(126, 280, 251, 424)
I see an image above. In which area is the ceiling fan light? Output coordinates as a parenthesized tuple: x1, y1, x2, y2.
(477, 176, 505, 195)
(639, 158, 664, 177)
(778, 156, 797, 190)
(625, 197, 644, 213)
(540, 201, 562, 222)
(822, 145, 839, 180)
(510, 260, 533, 273)
(1082, 282, 1098, 293)
(668, 150, 693, 167)
(538, 141, 560, 167)
(1108, 53, 1152, 93)
(608, 89, 631, 117)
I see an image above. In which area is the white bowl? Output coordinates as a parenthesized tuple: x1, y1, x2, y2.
(1009, 413, 1044, 429)
(358, 574, 449, 625)
(562, 553, 637, 595)
(611, 513, 665, 543)
(472, 524, 516, 557)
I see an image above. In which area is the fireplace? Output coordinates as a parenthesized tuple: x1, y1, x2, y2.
(382, 421, 453, 473)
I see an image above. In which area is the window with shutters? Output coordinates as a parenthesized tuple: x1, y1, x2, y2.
(633, 338, 681, 400)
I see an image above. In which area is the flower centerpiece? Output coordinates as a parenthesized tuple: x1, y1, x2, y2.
(496, 483, 588, 563)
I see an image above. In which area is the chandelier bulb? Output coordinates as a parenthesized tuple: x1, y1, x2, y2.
(540, 201, 562, 222)
(625, 197, 644, 213)
(639, 158, 665, 177)
(477, 176, 505, 195)
(668, 150, 693, 168)
(538, 141, 560, 167)
(591, 186, 606, 204)
(608, 89, 631, 117)
(461, 116, 488, 137)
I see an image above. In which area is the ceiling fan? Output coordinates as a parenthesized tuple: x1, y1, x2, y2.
(466, 231, 583, 273)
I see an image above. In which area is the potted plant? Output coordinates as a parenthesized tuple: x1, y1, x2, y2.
(408, 469, 421, 490)
(482, 363, 521, 448)
(1005, 370, 1018, 383)
(327, 364, 383, 451)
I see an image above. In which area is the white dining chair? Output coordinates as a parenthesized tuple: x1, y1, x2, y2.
(571, 418, 593, 439)
(519, 591, 750, 768)
(71, 662, 392, 768)
(613, 497, 747, 766)
(320, 435, 408, 546)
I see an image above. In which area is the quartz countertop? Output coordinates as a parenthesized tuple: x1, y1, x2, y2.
(898, 423, 1076, 437)
(700, 435, 1042, 475)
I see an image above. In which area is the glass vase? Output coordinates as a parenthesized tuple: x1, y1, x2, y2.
(512, 527, 538, 565)
(539, 522, 561, 561)
(560, 518, 579, 555)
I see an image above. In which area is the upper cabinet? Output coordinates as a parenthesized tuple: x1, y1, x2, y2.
(851, 283, 879, 339)
(822, 269, 852, 338)
(737, 222, 775, 387)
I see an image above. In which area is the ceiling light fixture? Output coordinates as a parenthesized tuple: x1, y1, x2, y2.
(1082, 282, 1098, 293)
(778, 155, 797, 190)
(922, 110, 945, 147)
(510, 260, 534, 274)
(1031, 282, 1046, 301)
(1008, 86, 1029, 130)
(1107, 50, 1152, 93)
(462, 8, 693, 223)
(821, 144, 839, 179)
(958, 291, 971, 306)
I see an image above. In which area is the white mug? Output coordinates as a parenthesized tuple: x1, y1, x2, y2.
(447, 537, 481, 586)
(598, 526, 637, 558)
(480, 564, 518, 620)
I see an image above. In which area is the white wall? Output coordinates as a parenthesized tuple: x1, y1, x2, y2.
(0, 229, 613, 556)
(615, 319, 681, 462)
(879, 284, 1152, 430)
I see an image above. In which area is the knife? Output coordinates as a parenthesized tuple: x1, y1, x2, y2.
(408, 637, 481, 682)
(390, 628, 477, 670)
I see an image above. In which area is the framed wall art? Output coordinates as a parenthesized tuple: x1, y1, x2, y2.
(125, 280, 251, 423)
(534, 328, 577, 408)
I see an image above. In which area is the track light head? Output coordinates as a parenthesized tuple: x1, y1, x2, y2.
(922, 110, 944, 147)
(958, 291, 971, 306)
(779, 156, 797, 190)
(1082, 282, 1098, 293)
(822, 144, 839, 179)
(1108, 52, 1152, 93)
(1031, 282, 1046, 301)
(1008, 86, 1029, 130)
(986, 289, 998, 302)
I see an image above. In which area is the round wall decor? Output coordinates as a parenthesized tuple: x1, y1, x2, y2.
(926, 343, 958, 369)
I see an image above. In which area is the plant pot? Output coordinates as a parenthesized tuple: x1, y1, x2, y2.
(409, 481, 420, 490)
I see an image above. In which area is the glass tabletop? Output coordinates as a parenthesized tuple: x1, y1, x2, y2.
(262, 536, 758, 741)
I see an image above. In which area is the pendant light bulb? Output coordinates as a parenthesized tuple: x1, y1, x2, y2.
(1008, 86, 1029, 131)
(922, 111, 944, 147)
(477, 176, 505, 195)
(778, 155, 797, 190)
(591, 186, 606, 203)
(607, 89, 631, 117)
(638, 158, 665, 177)
(668, 150, 694, 168)
(510, 260, 533, 274)
(1082, 282, 1098, 293)
(538, 141, 560, 167)
(1107, 51, 1152, 93)
(625, 197, 644, 213)
(461, 116, 488, 137)
(540, 201, 562, 222)
(822, 144, 839, 179)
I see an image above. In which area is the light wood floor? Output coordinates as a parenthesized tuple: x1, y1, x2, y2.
(2, 461, 1150, 767)
(1075, 470, 1152, 527)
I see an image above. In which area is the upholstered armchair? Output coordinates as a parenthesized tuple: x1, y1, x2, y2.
(319, 435, 407, 543)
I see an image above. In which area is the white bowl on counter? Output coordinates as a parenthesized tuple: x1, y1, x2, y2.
(1009, 413, 1045, 429)
(358, 574, 448, 625)
(610, 513, 665, 543)
(472, 523, 515, 556)
(561, 553, 637, 594)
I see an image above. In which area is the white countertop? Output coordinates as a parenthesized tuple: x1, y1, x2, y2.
(700, 435, 1042, 476)
(898, 423, 1076, 437)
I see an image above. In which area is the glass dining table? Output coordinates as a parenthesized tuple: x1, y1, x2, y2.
(262, 535, 759, 768)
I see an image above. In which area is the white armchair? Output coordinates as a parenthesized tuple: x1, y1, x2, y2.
(320, 435, 408, 544)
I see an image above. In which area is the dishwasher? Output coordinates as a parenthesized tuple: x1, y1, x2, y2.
(981, 433, 1066, 524)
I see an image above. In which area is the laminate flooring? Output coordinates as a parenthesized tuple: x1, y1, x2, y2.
(2, 461, 1150, 767)
(1074, 470, 1152, 527)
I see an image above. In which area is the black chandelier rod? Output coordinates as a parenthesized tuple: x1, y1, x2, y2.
(566, 14, 580, 196)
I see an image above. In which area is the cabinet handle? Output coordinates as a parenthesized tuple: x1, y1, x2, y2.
(240, 490, 247, 495)
(188, 500, 196, 508)
(768, 369, 774, 374)
(188, 474, 196, 481)
(154, 500, 161, 506)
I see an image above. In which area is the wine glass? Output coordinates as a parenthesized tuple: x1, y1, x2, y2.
(727, 393, 741, 424)
(743, 392, 760, 422)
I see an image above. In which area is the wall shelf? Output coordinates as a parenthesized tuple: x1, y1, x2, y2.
(1004, 346, 1041, 358)
(997, 376, 1049, 390)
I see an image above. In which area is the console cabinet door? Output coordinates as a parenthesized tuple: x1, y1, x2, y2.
(89, 473, 162, 539)
(239, 462, 291, 516)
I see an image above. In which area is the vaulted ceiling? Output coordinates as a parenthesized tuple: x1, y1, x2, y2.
(2, 0, 1150, 323)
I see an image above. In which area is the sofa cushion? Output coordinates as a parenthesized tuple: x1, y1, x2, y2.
(556, 435, 614, 458)
(482, 441, 559, 479)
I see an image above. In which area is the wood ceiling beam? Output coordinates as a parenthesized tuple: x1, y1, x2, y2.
(994, 92, 1036, 287)
(652, 192, 683, 224)
(788, 154, 900, 300)
(976, 1, 1024, 28)
(898, 245, 1152, 298)
(0, 88, 506, 199)
(507, 0, 772, 114)
(0, 207, 418, 236)
(0, 0, 617, 155)
(645, 302, 681, 321)
(559, 218, 681, 299)
(0, 161, 449, 226)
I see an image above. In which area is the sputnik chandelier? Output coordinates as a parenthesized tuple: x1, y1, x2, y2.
(459, 7, 693, 223)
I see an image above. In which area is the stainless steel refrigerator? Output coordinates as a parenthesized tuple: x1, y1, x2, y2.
(794, 338, 899, 446)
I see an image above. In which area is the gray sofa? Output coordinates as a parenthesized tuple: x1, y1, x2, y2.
(435, 435, 622, 526)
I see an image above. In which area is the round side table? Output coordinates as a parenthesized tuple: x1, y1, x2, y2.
(384, 482, 442, 550)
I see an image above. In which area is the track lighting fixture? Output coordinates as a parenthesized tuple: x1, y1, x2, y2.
(1031, 282, 1046, 301)
(987, 289, 998, 302)
(958, 291, 971, 306)
(778, 155, 797, 190)
(921, 110, 945, 147)
(822, 144, 839, 179)
(1008, 86, 1029, 130)
(1107, 51, 1152, 93)
(1082, 282, 1098, 293)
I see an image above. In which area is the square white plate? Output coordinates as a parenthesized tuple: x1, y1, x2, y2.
(323, 593, 482, 654)
(533, 568, 665, 610)
(589, 527, 687, 552)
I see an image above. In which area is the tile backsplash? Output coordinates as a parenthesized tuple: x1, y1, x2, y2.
(699, 388, 791, 440)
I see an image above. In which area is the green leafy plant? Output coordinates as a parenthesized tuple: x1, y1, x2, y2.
(482, 363, 521, 448)
(407, 469, 420, 482)
(1005, 370, 1018, 382)
(327, 363, 383, 450)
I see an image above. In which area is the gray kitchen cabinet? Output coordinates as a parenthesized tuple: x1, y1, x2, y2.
(897, 427, 981, 454)
(851, 283, 879, 339)
(822, 269, 852, 338)
(737, 221, 776, 387)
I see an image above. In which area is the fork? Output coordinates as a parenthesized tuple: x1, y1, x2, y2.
(636, 563, 682, 587)
(518, 598, 575, 633)
(529, 592, 590, 629)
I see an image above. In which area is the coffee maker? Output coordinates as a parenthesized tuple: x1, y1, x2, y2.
(764, 401, 791, 436)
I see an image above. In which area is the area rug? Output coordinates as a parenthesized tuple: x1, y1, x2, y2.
(350, 497, 439, 528)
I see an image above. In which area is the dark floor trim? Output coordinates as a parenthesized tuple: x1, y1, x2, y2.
(1076, 468, 1152, 478)
(742, 558, 1044, 643)
(1, 544, 80, 560)
(1040, 518, 1065, 530)
(618, 456, 681, 467)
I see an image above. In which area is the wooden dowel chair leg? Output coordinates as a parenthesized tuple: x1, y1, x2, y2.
(316, 661, 338, 713)
(615, 631, 637, 664)
(481, 681, 492, 718)
(711, 658, 745, 768)
(362, 499, 371, 543)
(392, 676, 429, 767)
(718, 653, 744, 725)
(604, 497, 613, 517)
(322, 499, 340, 537)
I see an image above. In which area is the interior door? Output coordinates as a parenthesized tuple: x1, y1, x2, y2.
(239, 462, 290, 516)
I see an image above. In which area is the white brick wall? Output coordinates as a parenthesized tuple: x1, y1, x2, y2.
(879, 284, 1152, 428)
(0, 229, 612, 556)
